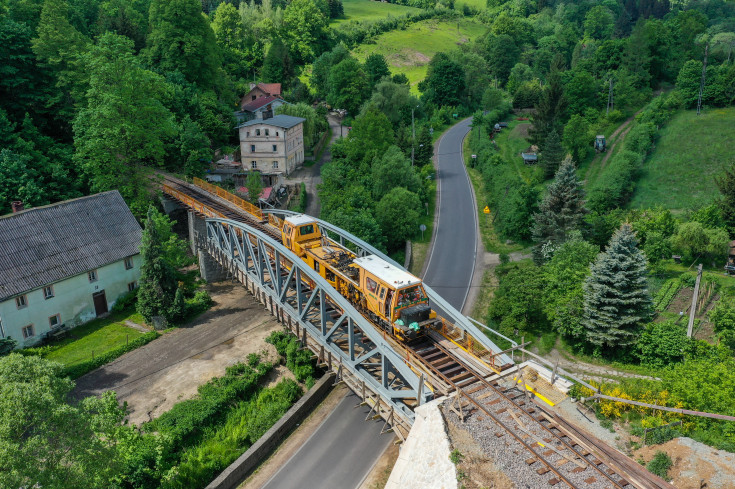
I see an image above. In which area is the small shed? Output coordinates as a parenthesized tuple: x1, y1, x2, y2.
(521, 145, 539, 165)
(725, 240, 735, 274)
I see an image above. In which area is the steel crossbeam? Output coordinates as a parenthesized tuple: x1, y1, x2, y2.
(204, 218, 432, 426)
(263, 210, 513, 367)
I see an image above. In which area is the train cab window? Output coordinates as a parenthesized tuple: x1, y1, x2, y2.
(314, 261, 320, 273)
(379, 287, 386, 300)
(326, 270, 335, 282)
(299, 224, 314, 236)
(366, 277, 377, 293)
(397, 286, 425, 307)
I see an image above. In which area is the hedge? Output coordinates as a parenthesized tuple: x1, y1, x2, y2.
(64, 331, 160, 379)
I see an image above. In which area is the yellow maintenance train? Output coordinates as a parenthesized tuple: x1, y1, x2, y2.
(280, 214, 438, 342)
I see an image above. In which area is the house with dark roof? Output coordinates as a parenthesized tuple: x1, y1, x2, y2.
(237, 114, 306, 178)
(0, 191, 142, 346)
(238, 95, 287, 122)
(240, 82, 282, 110)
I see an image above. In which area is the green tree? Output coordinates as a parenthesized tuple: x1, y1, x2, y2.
(364, 53, 390, 90)
(543, 235, 598, 342)
(74, 33, 176, 216)
(0, 354, 127, 489)
(496, 183, 539, 242)
(376, 187, 421, 250)
(169, 287, 187, 324)
(541, 128, 564, 179)
(484, 34, 520, 84)
(327, 56, 368, 116)
(310, 44, 350, 99)
(146, 0, 222, 90)
(344, 104, 395, 164)
(421, 53, 466, 107)
(0, 149, 45, 213)
(31, 0, 90, 122)
(246, 171, 263, 204)
(371, 145, 422, 200)
(179, 116, 212, 178)
(137, 207, 179, 322)
(716, 164, 735, 233)
(277, 102, 325, 148)
(95, 0, 148, 51)
(322, 207, 387, 252)
(562, 114, 591, 163)
(147, 206, 192, 268)
(212, 1, 263, 80)
(488, 263, 548, 336)
(584, 5, 615, 40)
(532, 157, 587, 261)
(635, 320, 688, 368)
(365, 80, 417, 127)
(564, 69, 597, 115)
(530, 55, 567, 145)
(261, 38, 294, 86)
(506, 62, 534, 95)
(583, 224, 652, 352)
(281, 0, 329, 63)
(671, 221, 729, 262)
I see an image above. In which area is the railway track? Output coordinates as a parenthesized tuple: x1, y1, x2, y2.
(409, 341, 670, 489)
(159, 174, 674, 489)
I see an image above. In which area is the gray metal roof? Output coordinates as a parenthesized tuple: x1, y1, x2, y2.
(0, 191, 142, 301)
(236, 114, 305, 130)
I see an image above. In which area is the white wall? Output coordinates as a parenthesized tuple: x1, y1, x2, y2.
(0, 255, 141, 347)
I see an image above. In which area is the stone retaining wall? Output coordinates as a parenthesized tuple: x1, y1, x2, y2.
(205, 372, 335, 489)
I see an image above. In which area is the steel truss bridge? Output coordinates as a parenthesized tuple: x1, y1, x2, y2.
(162, 175, 513, 440)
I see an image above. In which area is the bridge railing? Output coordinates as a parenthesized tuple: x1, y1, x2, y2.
(192, 177, 263, 220)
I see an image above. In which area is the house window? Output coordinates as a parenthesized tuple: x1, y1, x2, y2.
(43, 286, 54, 299)
(276, 131, 279, 137)
(272, 144, 277, 152)
(265, 129, 269, 136)
(251, 161, 257, 169)
(255, 129, 261, 136)
(124, 257, 134, 270)
(246, 131, 250, 137)
(22, 324, 34, 339)
(128, 281, 138, 292)
(49, 314, 61, 328)
(273, 161, 278, 169)
(251, 145, 255, 152)
(88, 270, 98, 282)
(252, 95, 256, 101)
(15, 295, 27, 309)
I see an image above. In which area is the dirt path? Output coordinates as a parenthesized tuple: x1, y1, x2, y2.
(72, 283, 283, 425)
(545, 347, 660, 384)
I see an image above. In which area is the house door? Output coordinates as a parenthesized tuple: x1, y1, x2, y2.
(92, 291, 108, 316)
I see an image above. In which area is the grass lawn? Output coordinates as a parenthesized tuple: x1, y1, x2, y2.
(493, 119, 541, 185)
(44, 310, 147, 367)
(630, 107, 735, 211)
(352, 18, 487, 93)
(332, 0, 419, 26)
(455, 0, 487, 9)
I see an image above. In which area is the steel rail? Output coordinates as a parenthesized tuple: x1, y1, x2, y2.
(427, 341, 629, 489)
(405, 344, 584, 489)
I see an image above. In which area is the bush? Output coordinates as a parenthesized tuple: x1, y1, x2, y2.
(64, 331, 160, 379)
(647, 451, 672, 480)
(635, 320, 689, 368)
(111, 289, 138, 313)
(185, 290, 214, 318)
(266, 331, 317, 383)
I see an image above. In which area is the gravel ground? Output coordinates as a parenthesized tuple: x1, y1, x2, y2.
(442, 383, 631, 489)
(552, 398, 625, 450)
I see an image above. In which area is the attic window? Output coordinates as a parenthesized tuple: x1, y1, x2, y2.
(252, 95, 256, 101)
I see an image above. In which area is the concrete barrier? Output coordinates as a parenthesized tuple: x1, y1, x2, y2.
(205, 372, 336, 489)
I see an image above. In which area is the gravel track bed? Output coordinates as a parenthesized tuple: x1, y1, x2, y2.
(442, 385, 629, 489)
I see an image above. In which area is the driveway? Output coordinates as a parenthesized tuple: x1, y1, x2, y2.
(285, 113, 348, 217)
(72, 283, 283, 425)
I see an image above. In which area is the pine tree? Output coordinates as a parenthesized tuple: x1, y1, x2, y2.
(583, 224, 652, 351)
(715, 164, 735, 232)
(541, 129, 564, 179)
(136, 207, 179, 323)
(532, 156, 587, 262)
(530, 55, 567, 145)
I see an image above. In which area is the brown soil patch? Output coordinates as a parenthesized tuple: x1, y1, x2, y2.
(446, 417, 515, 489)
(512, 122, 531, 139)
(634, 437, 735, 489)
(389, 48, 430, 67)
(667, 286, 694, 315)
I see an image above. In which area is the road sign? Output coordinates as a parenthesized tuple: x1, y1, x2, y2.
(483, 206, 490, 214)
(472, 154, 477, 159)
(419, 223, 427, 240)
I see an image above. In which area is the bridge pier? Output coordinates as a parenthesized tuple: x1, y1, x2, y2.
(198, 249, 228, 283)
(188, 210, 207, 254)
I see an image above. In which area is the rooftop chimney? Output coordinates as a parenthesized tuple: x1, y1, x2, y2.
(11, 201, 23, 213)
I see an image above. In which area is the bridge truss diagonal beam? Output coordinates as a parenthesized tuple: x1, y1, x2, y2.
(263, 209, 513, 367)
(204, 218, 433, 427)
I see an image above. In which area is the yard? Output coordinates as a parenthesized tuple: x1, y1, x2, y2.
(630, 107, 735, 211)
(351, 18, 487, 92)
(43, 309, 148, 368)
(332, 0, 419, 26)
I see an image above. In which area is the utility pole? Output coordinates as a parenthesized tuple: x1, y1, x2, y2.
(687, 263, 703, 338)
(697, 43, 709, 116)
(411, 106, 417, 166)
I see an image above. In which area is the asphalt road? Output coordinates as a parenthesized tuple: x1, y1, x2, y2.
(423, 118, 477, 310)
(260, 392, 393, 489)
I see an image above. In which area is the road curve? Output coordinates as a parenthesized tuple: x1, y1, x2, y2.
(260, 393, 392, 489)
(423, 118, 477, 311)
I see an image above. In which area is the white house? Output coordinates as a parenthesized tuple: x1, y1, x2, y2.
(238, 114, 306, 177)
(0, 191, 142, 347)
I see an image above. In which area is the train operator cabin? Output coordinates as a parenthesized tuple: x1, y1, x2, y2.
(0, 191, 142, 347)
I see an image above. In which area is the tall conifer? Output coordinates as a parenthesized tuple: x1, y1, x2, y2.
(532, 156, 587, 262)
(530, 55, 567, 145)
(541, 129, 564, 179)
(137, 207, 179, 322)
(582, 224, 652, 351)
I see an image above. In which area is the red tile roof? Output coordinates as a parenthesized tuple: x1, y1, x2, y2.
(241, 95, 281, 113)
(258, 83, 281, 96)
